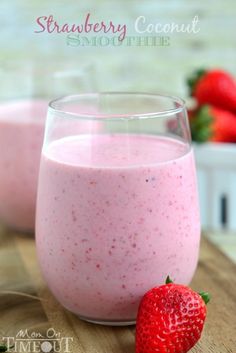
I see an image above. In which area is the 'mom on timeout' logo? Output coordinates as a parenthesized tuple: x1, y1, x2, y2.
(3, 328, 73, 352)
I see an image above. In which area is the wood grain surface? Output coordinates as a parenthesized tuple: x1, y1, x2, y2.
(0, 224, 235, 353)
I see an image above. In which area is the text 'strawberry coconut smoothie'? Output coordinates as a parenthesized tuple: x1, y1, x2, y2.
(0, 100, 47, 231)
(36, 133, 200, 321)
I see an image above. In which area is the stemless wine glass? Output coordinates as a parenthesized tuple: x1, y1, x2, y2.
(0, 64, 95, 233)
(36, 93, 200, 325)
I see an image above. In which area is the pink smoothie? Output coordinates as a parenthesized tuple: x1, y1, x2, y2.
(0, 99, 47, 231)
(36, 134, 200, 322)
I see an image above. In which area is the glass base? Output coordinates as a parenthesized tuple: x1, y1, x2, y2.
(0, 220, 34, 235)
(11, 226, 34, 236)
(77, 314, 136, 326)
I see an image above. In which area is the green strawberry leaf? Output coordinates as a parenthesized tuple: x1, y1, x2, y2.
(165, 275, 173, 284)
(187, 68, 207, 96)
(199, 291, 211, 304)
(190, 105, 214, 142)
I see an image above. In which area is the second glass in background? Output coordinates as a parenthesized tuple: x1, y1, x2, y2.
(0, 63, 96, 232)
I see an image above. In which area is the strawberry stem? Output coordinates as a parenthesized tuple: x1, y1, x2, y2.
(166, 275, 173, 284)
(199, 291, 211, 304)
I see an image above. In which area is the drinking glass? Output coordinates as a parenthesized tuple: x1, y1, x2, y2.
(36, 93, 200, 325)
(0, 64, 95, 233)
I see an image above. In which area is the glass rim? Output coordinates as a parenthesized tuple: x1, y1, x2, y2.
(48, 92, 186, 121)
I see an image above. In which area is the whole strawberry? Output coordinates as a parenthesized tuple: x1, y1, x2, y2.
(136, 276, 210, 353)
(189, 105, 236, 143)
(188, 69, 236, 113)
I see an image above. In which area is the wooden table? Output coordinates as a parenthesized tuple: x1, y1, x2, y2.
(0, 225, 235, 353)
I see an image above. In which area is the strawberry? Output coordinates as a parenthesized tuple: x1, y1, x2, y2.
(135, 276, 210, 353)
(189, 105, 236, 143)
(187, 69, 236, 113)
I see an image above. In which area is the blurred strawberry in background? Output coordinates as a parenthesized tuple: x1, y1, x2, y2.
(187, 69, 236, 143)
(189, 105, 236, 143)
